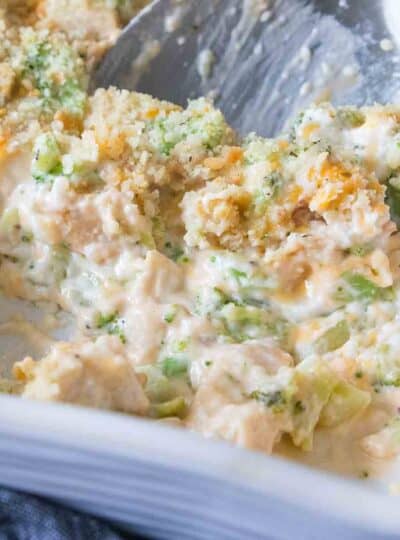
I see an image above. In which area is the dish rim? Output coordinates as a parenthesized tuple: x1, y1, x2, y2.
(0, 393, 399, 535)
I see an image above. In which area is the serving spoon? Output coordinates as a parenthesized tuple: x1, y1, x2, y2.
(92, 0, 400, 137)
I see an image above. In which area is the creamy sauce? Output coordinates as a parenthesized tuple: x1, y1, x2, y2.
(2, 0, 400, 481)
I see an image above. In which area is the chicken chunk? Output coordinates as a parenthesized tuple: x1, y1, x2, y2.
(14, 335, 149, 414)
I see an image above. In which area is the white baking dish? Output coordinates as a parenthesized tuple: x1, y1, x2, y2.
(0, 394, 399, 539)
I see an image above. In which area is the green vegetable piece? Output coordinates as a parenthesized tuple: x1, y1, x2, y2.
(151, 396, 186, 419)
(139, 232, 156, 249)
(220, 303, 262, 341)
(160, 357, 188, 377)
(56, 78, 87, 116)
(229, 268, 248, 283)
(348, 244, 372, 257)
(96, 312, 117, 329)
(174, 340, 188, 353)
(314, 320, 350, 354)
(212, 287, 231, 306)
(290, 363, 338, 451)
(250, 390, 286, 413)
(386, 182, 400, 224)
(289, 111, 305, 142)
(194, 286, 232, 316)
(164, 305, 178, 324)
(379, 373, 400, 387)
(294, 400, 305, 414)
(319, 381, 371, 428)
(334, 272, 393, 304)
(163, 242, 188, 262)
(32, 133, 62, 183)
(137, 365, 174, 403)
(258, 171, 282, 199)
(218, 303, 288, 344)
(164, 313, 175, 324)
(95, 312, 126, 344)
(250, 362, 339, 450)
(23, 33, 87, 116)
(50, 243, 70, 282)
(337, 108, 366, 128)
(376, 353, 400, 387)
(221, 303, 262, 325)
(21, 232, 33, 243)
(148, 98, 229, 155)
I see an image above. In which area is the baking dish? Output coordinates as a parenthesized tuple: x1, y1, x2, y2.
(0, 394, 399, 540)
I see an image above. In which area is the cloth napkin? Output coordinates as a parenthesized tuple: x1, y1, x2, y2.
(0, 488, 146, 540)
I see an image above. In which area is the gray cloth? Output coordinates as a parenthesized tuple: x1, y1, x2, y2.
(0, 489, 144, 540)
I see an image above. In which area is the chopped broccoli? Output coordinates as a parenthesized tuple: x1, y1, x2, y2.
(160, 357, 188, 377)
(253, 172, 283, 215)
(31, 131, 102, 189)
(50, 244, 70, 283)
(314, 320, 350, 354)
(151, 396, 186, 419)
(163, 242, 187, 263)
(22, 30, 87, 117)
(137, 363, 190, 409)
(218, 303, 289, 344)
(164, 305, 178, 324)
(95, 312, 126, 343)
(31, 133, 62, 183)
(347, 244, 373, 257)
(250, 389, 287, 413)
(229, 268, 248, 284)
(334, 272, 393, 304)
(248, 362, 362, 451)
(288, 111, 305, 142)
(148, 98, 230, 155)
(21, 232, 33, 243)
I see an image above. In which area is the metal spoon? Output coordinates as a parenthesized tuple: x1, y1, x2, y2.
(93, 0, 400, 137)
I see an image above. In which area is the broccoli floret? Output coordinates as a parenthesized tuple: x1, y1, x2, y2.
(347, 244, 373, 257)
(250, 389, 287, 413)
(314, 320, 350, 354)
(218, 303, 288, 344)
(31, 131, 102, 188)
(95, 312, 126, 343)
(243, 134, 278, 165)
(160, 357, 188, 377)
(163, 242, 189, 263)
(148, 98, 231, 156)
(31, 133, 62, 183)
(22, 30, 87, 117)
